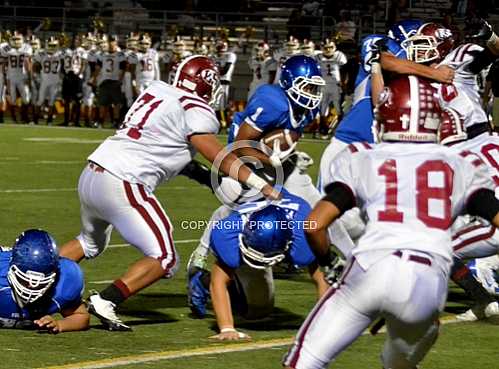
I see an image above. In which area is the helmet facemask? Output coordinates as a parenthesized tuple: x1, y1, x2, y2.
(238, 233, 289, 270)
(7, 265, 57, 308)
(406, 35, 440, 63)
(283, 75, 325, 110)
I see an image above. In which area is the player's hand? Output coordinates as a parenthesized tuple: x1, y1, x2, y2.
(294, 151, 314, 173)
(261, 184, 282, 201)
(34, 315, 61, 334)
(432, 65, 454, 84)
(209, 329, 251, 341)
(269, 137, 297, 167)
(468, 18, 493, 40)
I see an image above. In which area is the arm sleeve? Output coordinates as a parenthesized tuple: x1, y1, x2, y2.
(467, 48, 497, 75)
(184, 107, 220, 138)
(466, 189, 499, 221)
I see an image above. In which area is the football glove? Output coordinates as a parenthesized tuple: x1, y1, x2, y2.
(468, 19, 493, 40)
(269, 135, 297, 167)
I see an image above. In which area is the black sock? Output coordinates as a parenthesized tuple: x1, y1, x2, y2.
(100, 280, 131, 306)
(451, 258, 494, 306)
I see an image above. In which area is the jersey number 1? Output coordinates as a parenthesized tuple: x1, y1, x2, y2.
(378, 159, 454, 230)
(124, 93, 163, 139)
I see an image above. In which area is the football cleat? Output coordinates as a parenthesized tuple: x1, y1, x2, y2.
(87, 291, 132, 331)
(188, 270, 210, 318)
(456, 301, 499, 322)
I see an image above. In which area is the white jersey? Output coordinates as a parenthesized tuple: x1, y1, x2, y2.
(34, 50, 63, 84)
(97, 50, 126, 81)
(130, 49, 160, 83)
(0, 43, 32, 79)
(214, 52, 237, 82)
(440, 43, 489, 127)
(84, 49, 98, 82)
(452, 132, 499, 192)
(88, 81, 219, 191)
(273, 50, 298, 84)
(317, 51, 347, 86)
(62, 47, 86, 76)
(248, 56, 277, 87)
(331, 141, 494, 269)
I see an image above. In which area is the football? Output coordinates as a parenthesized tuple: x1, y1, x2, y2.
(260, 129, 300, 151)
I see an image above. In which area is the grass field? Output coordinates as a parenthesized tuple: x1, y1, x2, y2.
(0, 122, 498, 369)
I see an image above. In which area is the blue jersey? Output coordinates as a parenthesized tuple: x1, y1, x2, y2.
(334, 35, 406, 144)
(0, 250, 84, 327)
(228, 84, 319, 143)
(210, 188, 316, 269)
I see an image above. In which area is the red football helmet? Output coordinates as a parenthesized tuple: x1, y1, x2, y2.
(406, 22, 455, 63)
(438, 107, 467, 146)
(173, 55, 221, 106)
(374, 75, 442, 143)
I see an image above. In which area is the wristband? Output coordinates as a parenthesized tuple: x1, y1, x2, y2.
(220, 327, 236, 333)
(487, 32, 499, 48)
(371, 62, 382, 75)
(246, 172, 268, 191)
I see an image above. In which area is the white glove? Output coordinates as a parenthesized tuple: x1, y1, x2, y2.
(295, 151, 314, 173)
(269, 135, 297, 167)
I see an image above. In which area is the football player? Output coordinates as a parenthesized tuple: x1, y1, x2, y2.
(92, 35, 126, 128)
(33, 37, 63, 125)
(28, 35, 42, 122)
(122, 32, 140, 109)
(273, 36, 300, 84)
(187, 55, 325, 281)
(133, 34, 160, 95)
(248, 41, 277, 99)
(283, 76, 499, 369)
(188, 190, 329, 340)
(59, 55, 280, 331)
(213, 40, 237, 128)
(81, 32, 98, 127)
(317, 39, 347, 137)
(0, 32, 8, 123)
(61, 33, 87, 127)
(0, 229, 89, 333)
(405, 20, 499, 321)
(300, 39, 318, 59)
(0, 31, 32, 123)
(164, 37, 192, 85)
(317, 20, 455, 260)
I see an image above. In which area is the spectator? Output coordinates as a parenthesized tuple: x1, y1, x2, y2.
(484, 60, 499, 130)
(336, 10, 356, 42)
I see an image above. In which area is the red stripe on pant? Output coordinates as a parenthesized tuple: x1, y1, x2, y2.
(452, 225, 495, 252)
(123, 181, 173, 273)
(287, 258, 356, 368)
(137, 184, 176, 271)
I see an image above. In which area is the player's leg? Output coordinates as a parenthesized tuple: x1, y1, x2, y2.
(8, 79, 18, 123)
(97, 81, 109, 128)
(380, 253, 448, 369)
(450, 217, 499, 320)
(283, 259, 376, 369)
(87, 180, 179, 330)
(72, 76, 83, 127)
(331, 83, 343, 125)
(19, 80, 30, 124)
(318, 90, 332, 138)
(231, 265, 274, 320)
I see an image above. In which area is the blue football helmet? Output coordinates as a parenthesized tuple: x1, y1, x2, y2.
(387, 19, 423, 50)
(7, 229, 59, 307)
(279, 55, 325, 110)
(239, 205, 293, 269)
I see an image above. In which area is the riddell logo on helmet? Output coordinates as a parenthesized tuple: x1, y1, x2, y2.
(200, 69, 218, 86)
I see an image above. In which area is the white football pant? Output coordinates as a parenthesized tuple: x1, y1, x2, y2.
(76, 163, 179, 277)
(284, 251, 450, 369)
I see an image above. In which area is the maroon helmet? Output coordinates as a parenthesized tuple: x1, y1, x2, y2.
(406, 22, 455, 63)
(374, 75, 442, 143)
(438, 107, 467, 146)
(173, 55, 221, 106)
